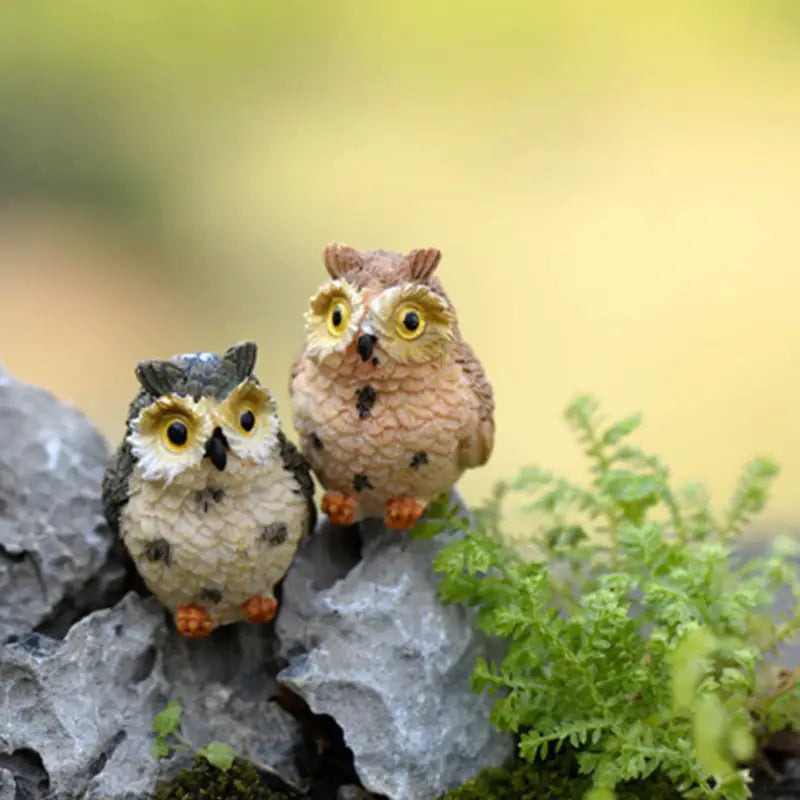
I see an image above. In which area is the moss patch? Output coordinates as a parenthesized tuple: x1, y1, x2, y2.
(438, 750, 681, 800)
(150, 756, 291, 800)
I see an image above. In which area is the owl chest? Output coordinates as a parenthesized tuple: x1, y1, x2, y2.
(119, 464, 303, 607)
(294, 358, 474, 496)
(123, 480, 264, 553)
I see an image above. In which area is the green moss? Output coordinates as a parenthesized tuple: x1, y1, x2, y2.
(150, 756, 290, 800)
(439, 750, 681, 800)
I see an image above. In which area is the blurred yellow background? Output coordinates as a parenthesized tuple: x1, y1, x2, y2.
(1, 1, 798, 534)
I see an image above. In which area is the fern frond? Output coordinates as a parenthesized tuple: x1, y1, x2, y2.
(431, 395, 789, 800)
(720, 458, 780, 541)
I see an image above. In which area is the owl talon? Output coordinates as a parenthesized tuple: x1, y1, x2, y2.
(242, 595, 278, 623)
(385, 496, 426, 530)
(321, 492, 357, 526)
(176, 604, 214, 638)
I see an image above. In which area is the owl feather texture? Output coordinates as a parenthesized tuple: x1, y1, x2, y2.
(102, 342, 315, 638)
(290, 243, 495, 530)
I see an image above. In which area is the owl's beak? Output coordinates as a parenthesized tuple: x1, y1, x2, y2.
(356, 333, 377, 362)
(204, 427, 229, 471)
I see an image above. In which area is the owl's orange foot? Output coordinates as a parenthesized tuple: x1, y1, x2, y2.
(385, 496, 426, 530)
(176, 604, 214, 638)
(321, 491, 357, 526)
(242, 595, 278, 623)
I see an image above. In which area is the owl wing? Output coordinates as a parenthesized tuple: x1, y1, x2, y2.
(289, 347, 306, 387)
(101, 439, 135, 537)
(455, 340, 495, 469)
(101, 388, 153, 536)
(277, 430, 317, 537)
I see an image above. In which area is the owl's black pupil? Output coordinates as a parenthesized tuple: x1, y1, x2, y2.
(240, 410, 255, 432)
(166, 421, 188, 446)
(332, 306, 343, 328)
(403, 311, 420, 331)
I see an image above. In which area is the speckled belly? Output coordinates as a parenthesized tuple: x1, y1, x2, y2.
(119, 459, 306, 622)
(291, 350, 477, 519)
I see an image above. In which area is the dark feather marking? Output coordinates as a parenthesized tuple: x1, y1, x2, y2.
(277, 431, 317, 537)
(198, 587, 222, 605)
(261, 522, 289, 546)
(353, 474, 373, 493)
(355, 386, 377, 419)
(195, 487, 225, 513)
(410, 451, 429, 469)
(142, 538, 171, 565)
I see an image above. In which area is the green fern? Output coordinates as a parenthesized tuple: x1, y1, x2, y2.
(428, 395, 798, 799)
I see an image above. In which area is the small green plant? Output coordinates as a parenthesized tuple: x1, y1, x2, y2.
(151, 698, 236, 772)
(427, 395, 800, 799)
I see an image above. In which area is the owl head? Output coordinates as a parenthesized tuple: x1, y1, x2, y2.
(303, 243, 458, 366)
(126, 341, 280, 485)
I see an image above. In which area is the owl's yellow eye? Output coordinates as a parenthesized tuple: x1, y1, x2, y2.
(395, 304, 426, 340)
(327, 298, 351, 336)
(238, 408, 257, 434)
(161, 417, 191, 452)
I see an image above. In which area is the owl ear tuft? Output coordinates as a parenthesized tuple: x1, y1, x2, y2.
(404, 247, 442, 282)
(222, 341, 258, 382)
(135, 360, 184, 397)
(323, 242, 362, 278)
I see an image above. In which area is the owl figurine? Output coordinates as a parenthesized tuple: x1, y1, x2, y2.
(290, 243, 494, 530)
(102, 342, 315, 638)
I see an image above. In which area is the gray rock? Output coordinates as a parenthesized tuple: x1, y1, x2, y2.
(0, 592, 306, 800)
(277, 500, 514, 800)
(0, 365, 125, 641)
(0, 592, 167, 800)
(0, 769, 15, 800)
(159, 621, 304, 789)
(0, 748, 50, 800)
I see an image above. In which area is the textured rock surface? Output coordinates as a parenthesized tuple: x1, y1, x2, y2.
(159, 620, 304, 789)
(277, 507, 514, 800)
(0, 365, 125, 641)
(0, 593, 166, 800)
(0, 769, 15, 800)
(0, 593, 305, 800)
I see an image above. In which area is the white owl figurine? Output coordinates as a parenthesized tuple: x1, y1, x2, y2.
(103, 342, 315, 637)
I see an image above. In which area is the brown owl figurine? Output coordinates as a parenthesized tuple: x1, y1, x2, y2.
(289, 243, 494, 530)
